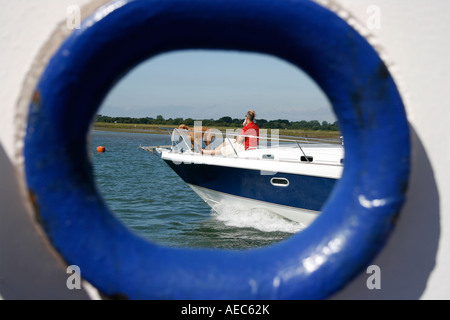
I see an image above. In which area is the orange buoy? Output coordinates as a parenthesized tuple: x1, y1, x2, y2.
(96, 146, 105, 153)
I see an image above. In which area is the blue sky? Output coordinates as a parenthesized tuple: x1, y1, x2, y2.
(99, 50, 336, 122)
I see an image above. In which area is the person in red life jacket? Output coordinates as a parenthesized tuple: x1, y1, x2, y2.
(241, 110, 259, 150)
(201, 109, 260, 156)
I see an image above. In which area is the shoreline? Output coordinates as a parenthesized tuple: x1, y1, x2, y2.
(92, 123, 341, 139)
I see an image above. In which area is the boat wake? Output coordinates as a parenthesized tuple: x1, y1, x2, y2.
(210, 201, 306, 234)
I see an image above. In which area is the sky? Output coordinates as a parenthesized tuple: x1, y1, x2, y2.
(99, 49, 336, 123)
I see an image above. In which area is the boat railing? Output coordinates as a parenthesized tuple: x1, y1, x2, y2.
(163, 127, 342, 157)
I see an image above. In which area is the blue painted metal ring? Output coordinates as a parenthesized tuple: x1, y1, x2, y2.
(24, 0, 410, 299)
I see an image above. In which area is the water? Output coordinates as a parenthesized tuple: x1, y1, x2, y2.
(90, 130, 305, 249)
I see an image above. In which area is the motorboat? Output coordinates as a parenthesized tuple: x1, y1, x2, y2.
(141, 127, 344, 226)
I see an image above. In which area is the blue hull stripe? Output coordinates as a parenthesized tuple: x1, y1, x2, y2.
(164, 160, 337, 212)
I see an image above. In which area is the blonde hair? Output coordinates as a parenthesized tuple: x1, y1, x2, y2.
(247, 110, 256, 121)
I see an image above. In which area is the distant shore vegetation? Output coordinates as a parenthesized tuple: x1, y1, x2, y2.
(95, 114, 339, 131)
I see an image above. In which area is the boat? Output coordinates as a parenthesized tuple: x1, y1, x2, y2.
(141, 127, 344, 226)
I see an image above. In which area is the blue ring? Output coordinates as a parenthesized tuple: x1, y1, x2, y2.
(24, 0, 410, 299)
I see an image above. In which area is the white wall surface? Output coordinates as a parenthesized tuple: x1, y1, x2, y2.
(0, 0, 93, 162)
(330, 0, 450, 299)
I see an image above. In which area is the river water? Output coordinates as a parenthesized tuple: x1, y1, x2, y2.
(90, 130, 305, 249)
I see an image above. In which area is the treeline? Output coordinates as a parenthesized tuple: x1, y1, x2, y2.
(95, 114, 339, 131)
